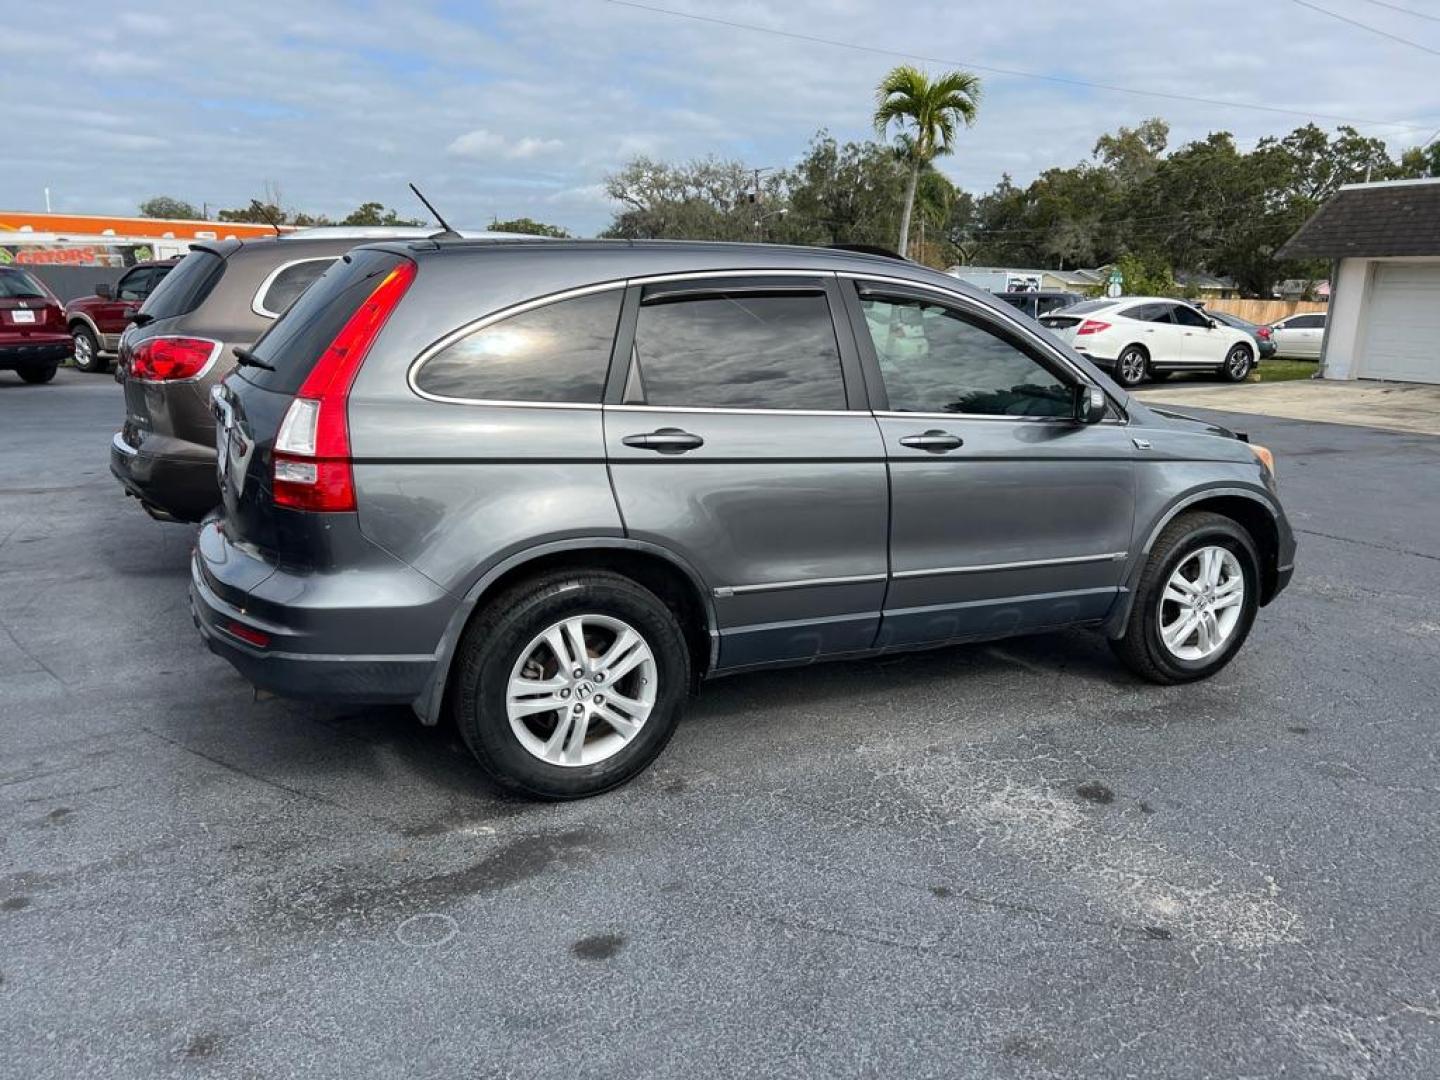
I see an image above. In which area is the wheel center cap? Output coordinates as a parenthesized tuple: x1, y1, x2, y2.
(576, 682, 594, 700)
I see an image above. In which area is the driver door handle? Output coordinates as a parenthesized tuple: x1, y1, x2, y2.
(899, 430, 963, 453)
(621, 428, 704, 454)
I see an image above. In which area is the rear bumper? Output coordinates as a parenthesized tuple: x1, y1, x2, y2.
(110, 431, 219, 523)
(0, 339, 72, 368)
(188, 518, 453, 706)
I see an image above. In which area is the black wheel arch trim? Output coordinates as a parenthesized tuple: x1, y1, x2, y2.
(1105, 484, 1283, 639)
(412, 537, 719, 725)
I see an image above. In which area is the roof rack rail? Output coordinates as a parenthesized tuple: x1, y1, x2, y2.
(825, 243, 908, 261)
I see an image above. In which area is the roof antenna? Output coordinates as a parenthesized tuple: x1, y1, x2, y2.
(410, 182, 460, 239)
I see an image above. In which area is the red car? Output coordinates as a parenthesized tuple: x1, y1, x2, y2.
(64, 259, 178, 373)
(0, 266, 72, 383)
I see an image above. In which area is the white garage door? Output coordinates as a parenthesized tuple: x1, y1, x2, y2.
(1360, 262, 1440, 383)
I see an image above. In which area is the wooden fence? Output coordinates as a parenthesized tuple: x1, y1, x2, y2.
(1202, 298, 1328, 324)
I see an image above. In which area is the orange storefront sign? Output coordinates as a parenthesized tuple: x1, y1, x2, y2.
(0, 211, 286, 241)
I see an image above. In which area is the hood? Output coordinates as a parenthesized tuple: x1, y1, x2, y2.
(1146, 405, 1245, 441)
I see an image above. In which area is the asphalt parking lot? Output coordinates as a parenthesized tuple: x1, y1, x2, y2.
(4, 368, 1439, 1079)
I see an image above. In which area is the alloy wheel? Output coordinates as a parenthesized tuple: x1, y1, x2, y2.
(1226, 346, 1252, 379)
(505, 614, 657, 767)
(1120, 350, 1147, 384)
(73, 332, 93, 368)
(1157, 545, 1245, 661)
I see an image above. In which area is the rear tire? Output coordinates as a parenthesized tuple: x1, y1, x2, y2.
(1110, 511, 1260, 685)
(18, 364, 58, 384)
(1221, 343, 1254, 382)
(1114, 345, 1149, 387)
(453, 570, 691, 799)
(71, 325, 104, 374)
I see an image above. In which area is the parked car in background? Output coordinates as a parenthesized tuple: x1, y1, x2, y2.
(0, 266, 72, 383)
(994, 289, 1086, 320)
(1207, 309, 1277, 359)
(195, 240, 1293, 799)
(1039, 296, 1257, 386)
(112, 228, 537, 524)
(1269, 312, 1326, 359)
(65, 259, 179, 373)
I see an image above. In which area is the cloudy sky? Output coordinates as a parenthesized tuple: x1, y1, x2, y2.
(4, 0, 1438, 234)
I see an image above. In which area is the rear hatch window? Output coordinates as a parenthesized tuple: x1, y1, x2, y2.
(140, 250, 225, 321)
(239, 248, 410, 396)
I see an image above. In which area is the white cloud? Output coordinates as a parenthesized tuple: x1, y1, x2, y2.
(447, 129, 564, 161)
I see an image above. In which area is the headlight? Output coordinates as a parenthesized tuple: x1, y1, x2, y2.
(1250, 444, 1275, 477)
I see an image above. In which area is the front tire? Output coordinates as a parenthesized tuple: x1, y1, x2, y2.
(71, 325, 104, 374)
(453, 570, 691, 799)
(18, 364, 58, 384)
(1221, 343, 1254, 382)
(1114, 345, 1149, 387)
(1110, 511, 1260, 684)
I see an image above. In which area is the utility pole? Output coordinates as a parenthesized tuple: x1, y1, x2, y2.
(43, 187, 51, 213)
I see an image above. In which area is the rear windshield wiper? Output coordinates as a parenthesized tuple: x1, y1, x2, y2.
(232, 346, 275, 371)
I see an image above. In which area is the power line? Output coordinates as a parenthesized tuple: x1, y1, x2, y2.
(1289, 0, 1440, 56)
(602, 0, 1434, 132)
(1358, 0, 1440, 25)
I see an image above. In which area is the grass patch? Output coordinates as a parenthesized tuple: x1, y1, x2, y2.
(1252, 358, 1317, 383)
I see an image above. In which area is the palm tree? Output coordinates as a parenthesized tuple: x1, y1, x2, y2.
(873, 65, 981, 257)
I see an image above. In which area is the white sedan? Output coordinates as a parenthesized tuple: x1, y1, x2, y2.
(1039, 297, 1258, 387)
(1269, 312, 1326, 359)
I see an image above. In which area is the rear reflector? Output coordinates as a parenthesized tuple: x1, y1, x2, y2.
(224, 620, 270, 648)
(1076, 320, 1111, 336)
(272, 260, 416, 512)
(129, 336, 220, 381)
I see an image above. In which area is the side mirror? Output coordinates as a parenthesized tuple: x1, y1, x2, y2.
(94, 283, 112, 300)
(1075, 385, 1107, 424)
(1206, 317, 1218, 329)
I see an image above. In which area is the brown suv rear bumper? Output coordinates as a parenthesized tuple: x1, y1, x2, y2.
(110, 431, 218, 523)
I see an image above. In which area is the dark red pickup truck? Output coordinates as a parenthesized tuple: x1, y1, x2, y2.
(64, 259, 178, 373)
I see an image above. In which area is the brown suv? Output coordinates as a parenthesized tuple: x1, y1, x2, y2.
(111, 236, 380, 521)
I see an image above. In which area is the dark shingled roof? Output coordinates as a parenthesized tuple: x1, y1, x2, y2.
(1278, 179, 1440, 260)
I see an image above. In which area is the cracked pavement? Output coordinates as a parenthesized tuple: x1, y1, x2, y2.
(2, 369, 1438, 1078)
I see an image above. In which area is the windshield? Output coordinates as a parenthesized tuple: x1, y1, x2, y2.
(0, 269, 50, 299)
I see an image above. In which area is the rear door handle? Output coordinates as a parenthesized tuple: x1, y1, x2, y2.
(621, 428, 704, 454)
(899, 430, 963, 453)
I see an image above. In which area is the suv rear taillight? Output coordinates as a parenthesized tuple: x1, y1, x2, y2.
(129, 336, 220, 381)
(271, 261, 416, 512)
(1076, 319, 1111, 336)
(1257, 326, 1273, 340)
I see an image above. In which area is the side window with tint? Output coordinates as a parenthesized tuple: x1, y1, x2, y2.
(117, 268, 153, 301)
(258, 259, 335, 317)
(629, 290, 846, 410)
(1123, 303, 1169, 323)
(859, 294, 1072, 417)
(414, 290, 622, 403)
(1171, 304, 1209, 327)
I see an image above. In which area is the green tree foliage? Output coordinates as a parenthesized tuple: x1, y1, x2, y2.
(138, 196, 203, 220)
(596, 119, 1437, 295)
(872, 66, 981, 256)
(216, 199, 287, 227)
(489, 217, 572, 238)
(340, 202, 423, 226)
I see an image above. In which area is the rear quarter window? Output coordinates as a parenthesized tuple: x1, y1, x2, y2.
(140, 251, 224, 321)
(414, 290, 622, 403)
(253, 258, 337, 318)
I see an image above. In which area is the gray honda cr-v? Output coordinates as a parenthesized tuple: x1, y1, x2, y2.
(194, 239, 1295, 798)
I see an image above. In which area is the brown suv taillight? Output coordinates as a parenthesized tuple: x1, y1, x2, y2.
(271, 261, 415, 512)
(129, 336, 221, 381)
